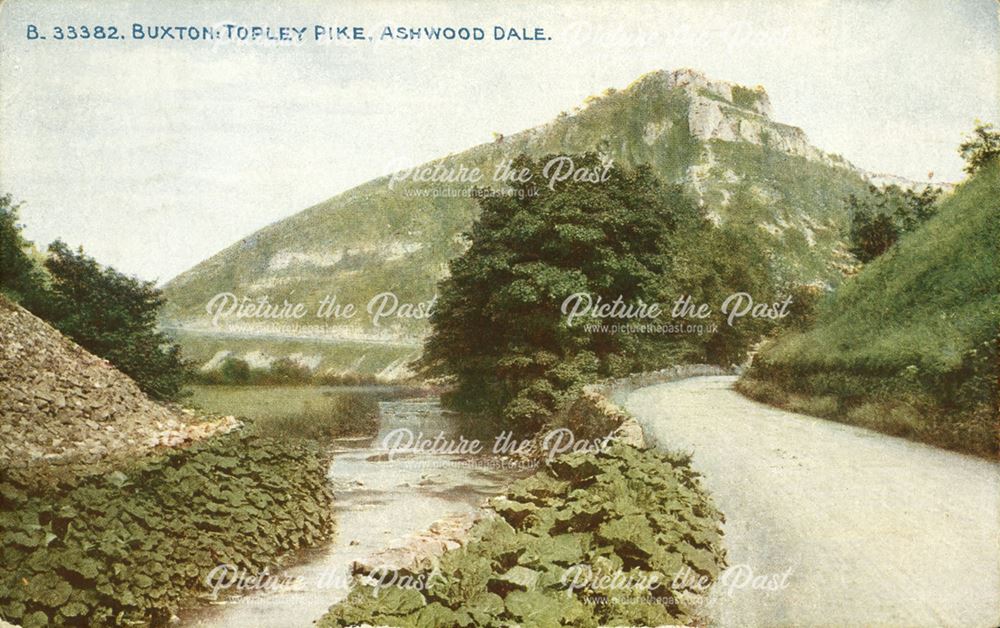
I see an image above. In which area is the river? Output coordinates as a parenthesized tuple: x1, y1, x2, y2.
(179, 390, 512, 627)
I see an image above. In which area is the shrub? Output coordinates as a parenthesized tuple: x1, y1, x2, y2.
(847, 184, 939, 263)
(0, 429, 336, 627)
(959, 122, 1000, 175)
(731, 84, 765, 111)
(219, 357, 251, 384)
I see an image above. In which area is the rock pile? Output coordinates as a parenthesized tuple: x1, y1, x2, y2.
(0, 296, 238, 479)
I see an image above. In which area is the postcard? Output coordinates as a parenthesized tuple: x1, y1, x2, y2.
(0, 1, 997, 627)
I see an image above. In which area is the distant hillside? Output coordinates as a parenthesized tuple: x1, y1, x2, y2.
(739, 161, 999, 456)
(162, 68, 928, 375)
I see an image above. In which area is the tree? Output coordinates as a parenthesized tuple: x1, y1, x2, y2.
(667, 217, 779, 365)
(850, 208, 899, 263)
(847, 184, 939, 263)
(1, 194, 187, 400)
(959, 122, 1000, 175)
(0, 195, 49, 309)
(420, 153, 701, 430)
(43, 241, 187, 400)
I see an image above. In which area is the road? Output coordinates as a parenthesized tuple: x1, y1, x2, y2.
(621, 376, 1000, 628)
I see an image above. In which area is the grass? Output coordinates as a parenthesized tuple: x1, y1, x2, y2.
(741, 161, 1000, 457)
(185, 385, 381, 441)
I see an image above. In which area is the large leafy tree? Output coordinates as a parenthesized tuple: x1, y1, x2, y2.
(2, 198, 187, 400)
(41, 241, 187, 400)
(420, 153, 701, 429)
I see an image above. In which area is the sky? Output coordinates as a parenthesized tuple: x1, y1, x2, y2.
(1, 0, 997, 282)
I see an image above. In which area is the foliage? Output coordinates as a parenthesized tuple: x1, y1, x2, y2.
(318, 443, 726, 627)
(248, 392, 380, 441)
(731, 84, 766, 111)
(959, 122, 1000, 175)
(219, 356, 252, 383)
(36, 241, 187, 400)
(702, 139, 873, 283)
(742, 161, 1000, 457)
(777, 283, 824, 333)
(0, 429, 336, 627)
(419, 153, 703, 429)
(0, 204, 187, 401)
(847, 184, 940, 262)
(189, 356, 383, 387)
(665, 194, 782, 365)
(0, 195, 50, 312)
(184, 386, 382, 443)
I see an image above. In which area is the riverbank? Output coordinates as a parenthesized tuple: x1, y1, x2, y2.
(0, 428, 336, 627)
(180, 395, 514, 627)
(316, 367, 729, 627)
(0, 297, 343, 627)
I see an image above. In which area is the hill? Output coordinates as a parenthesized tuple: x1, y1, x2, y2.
(739, 161, 999, 456)
(162, 68, 926, 377)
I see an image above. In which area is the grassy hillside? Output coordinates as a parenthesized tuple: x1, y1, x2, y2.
(739, 161, 1000, 456)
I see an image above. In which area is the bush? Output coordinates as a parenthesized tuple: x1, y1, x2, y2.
(0, 429, 336, 627)
(731, 84, 766, 111)
(263, 357, 312, 384)
(847, 184, 939, 263)
(189, 358, 383, 387)
(318, 443, 726, 627)
(219, 357, 251, 384)
(959, 122, 1000, 175)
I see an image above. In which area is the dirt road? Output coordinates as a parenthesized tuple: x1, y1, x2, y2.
(622, 376, 1000, 627)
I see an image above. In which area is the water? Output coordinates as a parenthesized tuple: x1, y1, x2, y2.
(180, 392, 511, 627)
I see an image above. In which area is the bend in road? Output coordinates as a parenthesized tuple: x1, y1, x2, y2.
(622, 375, 1000, 628)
